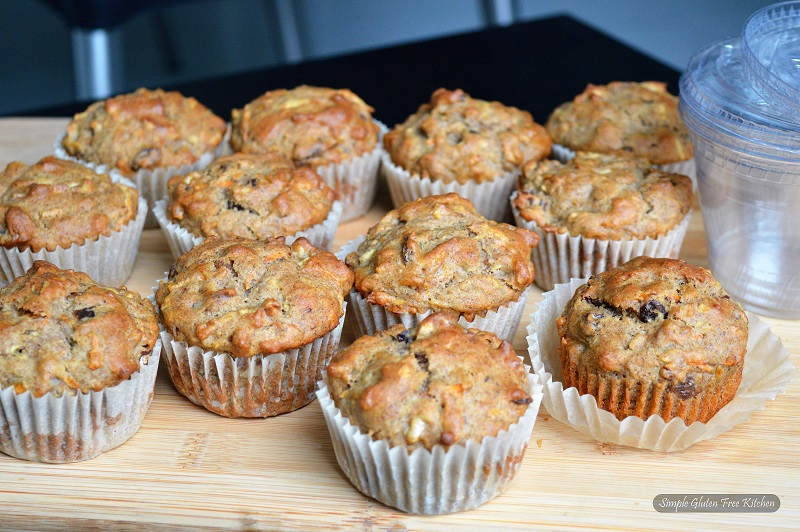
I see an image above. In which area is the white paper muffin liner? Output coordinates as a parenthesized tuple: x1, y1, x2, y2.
(510, 191, 691, 292)
(381, 152, 518, 222)
(527, 277, 793, 452)
(0, 196, 148, 287)
(317, 365, 542, 514)
(55, 128, 229, 228)
(336, 235, 530, 341)
(158, 304, 346, 418)
(153, 199, 343, 259)
(0, 341, 161, 463)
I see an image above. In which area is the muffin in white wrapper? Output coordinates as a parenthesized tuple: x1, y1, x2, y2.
(317, 368, 542, 514)
(153, 199, 343, 259)
(510, 191, 691, 291)
(382, 151, 518, 222)
(0, 342, 161, 463)
(159, 304, 346, 418)
(527, 277, 793, 452)
(0, 196, 148, 287)
(336, 235, 530, 341)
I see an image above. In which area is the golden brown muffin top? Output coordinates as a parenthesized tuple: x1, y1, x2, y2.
(546, 81, 693, 165)
(513, 151, 693, 239)
(0, 261, 159, 398)
(557, 256, 748, 385)
(61, 87, 227, 176)
(345, 193, 538, 320)
(230, 85, 379, 168)
(167, 153, 335, 240)
(156, 237, 353, 357)
(326, 312, 532, 450)
(383, 88, 552, 184)
(0, 156, 139, 252)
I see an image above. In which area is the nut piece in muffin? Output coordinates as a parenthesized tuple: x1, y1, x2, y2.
(557, 256, 748, 424)
(230, 85, 379, 168)
(157, 237, 353, 357)
(0, 156, 139, 252)
(345, 193, 538, 320)
(326, 312, 533, 450)
(61, 87, 227, 176)
(166, 153, 335, 240)
(546, 81, 693, 165)
(0, 260, 159, 397)
(384, 88, 552, 184)
(513, 151, 693, 240)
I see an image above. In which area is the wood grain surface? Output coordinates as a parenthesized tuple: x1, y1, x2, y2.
(0, 118, 797, 531)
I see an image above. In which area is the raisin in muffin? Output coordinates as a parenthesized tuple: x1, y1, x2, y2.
(155, 153, 339, 257)
(155, 236, 353, 417)
(511, 151, 693, 290)
(556, 256, 748, 424)
(230, 85, 383, 220)
(382, 88, 551, 220)
(0, 156, 147, 286)
(546, 81, 693, 167)
(0, 261, 160, 462)
(318, 312, 541, 514)
(341, 193, 538, 340)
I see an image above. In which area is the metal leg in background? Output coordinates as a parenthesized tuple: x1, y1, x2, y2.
(71, 28, 120, 100)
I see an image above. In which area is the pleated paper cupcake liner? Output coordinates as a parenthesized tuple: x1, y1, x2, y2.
(0, 196, 148, 287)
(153, 199, 343, 259)
(527, 277, 793, 452)
(510, 191, 691, 291)
(0, 342, 161, 463)
(311, 121, 387, 222)
(158, 305, 346, 418)
(381, 152, 518, 222)
(336, 235, 530, 341)
(316, 366, 542, 515)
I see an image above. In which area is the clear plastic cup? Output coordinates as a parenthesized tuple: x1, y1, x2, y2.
(680, 36, 800, 319)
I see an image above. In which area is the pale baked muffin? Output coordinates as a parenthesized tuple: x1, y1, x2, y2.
(556, 256, 748, 424)
(61, 88, 227, 177)
(159, 153, 338, 253)
(156, 237, 353, 417)
(546, 81, 693, 165)
(318, 312, 541, 514)
(0, 261, 161, 462)
(0, 156, 139, 252)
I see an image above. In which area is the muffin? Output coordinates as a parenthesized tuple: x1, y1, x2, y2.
(155, 236, 353, 417)
(546, 81, 695, 178)
(0, 156, 147, 286)
(0, 260, 161, 462)
(230, 85, 384, 221)
(556, 256, 748, 424)
(511, 151, 693, 290)
(382, 88, 551, 221)
(153, 153, 340, 258)
(57, 87, 228, 226)
(341, 193, 538, 340)
(318, 312, 542, 514)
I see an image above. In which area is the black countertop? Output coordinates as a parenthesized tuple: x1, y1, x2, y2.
(17, 15, 680, 125)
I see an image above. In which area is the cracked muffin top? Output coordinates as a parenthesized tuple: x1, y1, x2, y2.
(345, 194, 538, 320)
(0, 261, 159, 397)
(546, 81, 693, 165)
(156, 237, 353, 357)
(557, 256, 748, 387)
(61, 87, 227, 176)
(326, 312, 532, 450)
(230, 85, 379, 168)
(166, 153, 335, 240)
(0, 156, 139, 252)
(513, 151, 693, 240)
(383, 88, 552, 184)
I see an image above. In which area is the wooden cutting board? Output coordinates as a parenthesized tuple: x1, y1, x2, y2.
(0, 118, 797, 530)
